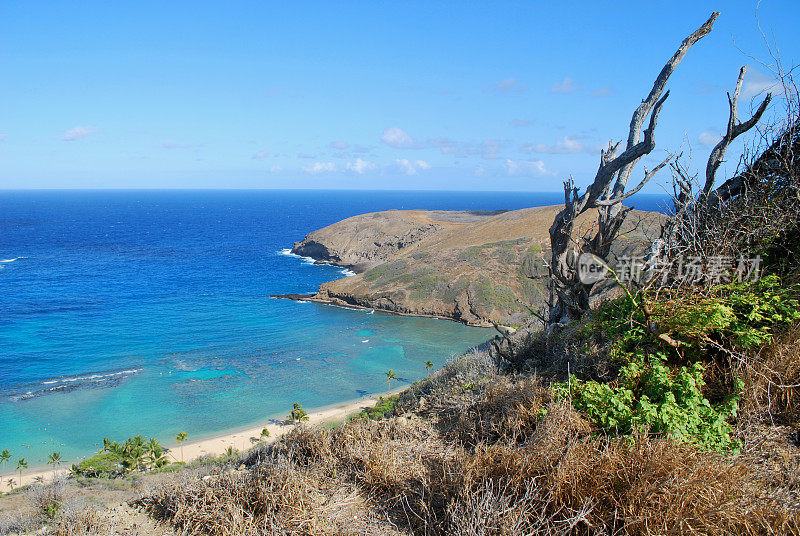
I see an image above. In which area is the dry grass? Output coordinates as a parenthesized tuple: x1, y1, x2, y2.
(137, 371, 800, 535)
(739, 322, 800, 425)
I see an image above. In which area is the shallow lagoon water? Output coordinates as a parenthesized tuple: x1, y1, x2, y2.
(0, 190, 667, 467)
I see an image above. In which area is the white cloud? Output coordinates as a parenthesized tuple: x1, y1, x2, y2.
(395, 159, 431, 175)
(698, 130, 721, 147)
(302, 161, 336, 174)
(741, 68, 782, 99)
(61, 126, 97, 141)
(430, 137, 459, 155)
(551, 77, 578, 94)
(518, 143, 533, 154)
(591, 87, 612, 98)
(329, 140, 349, 149)
(534, 136, 596, 154)
(162, 141, 198, 149)
(346, 158, 377, 174)
(481, 139, 502, 159)
(252, 150, 270, 159)
(487, 78, 528, 93)
(268, 165, 282, 173)
(381, 127, 418, 148)
(504, 159, 551, 177)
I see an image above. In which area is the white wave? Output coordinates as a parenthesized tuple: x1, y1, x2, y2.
(45, 368, 142, 385)
(0, 257, 24, 263)
(278, 248, 318, 265)
(362, 339, 370, 343)
(340, 268, 356, 277)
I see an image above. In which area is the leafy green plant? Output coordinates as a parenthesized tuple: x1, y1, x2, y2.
(561, 355, 741, 451)
(71, 452, 126, 478)
(351, 395, 399, 420)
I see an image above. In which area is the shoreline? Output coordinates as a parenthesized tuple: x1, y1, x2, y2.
(0, 387, 406, 493)
(271, 293, 494, 328)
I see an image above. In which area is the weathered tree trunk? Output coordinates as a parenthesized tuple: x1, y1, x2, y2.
(547, 12, 720, 326)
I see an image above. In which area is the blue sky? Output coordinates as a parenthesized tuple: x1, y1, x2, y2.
(1, 1, 798, 191)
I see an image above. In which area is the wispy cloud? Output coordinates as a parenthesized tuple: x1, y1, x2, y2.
(346, 158, 377, 174)
(0, 134, 7, 141)
(534, 136, 598, 154)
(487, 78, 528, 93)
(252, 150, 270, 159)
(518, 143, 533, 154)
(302, 162, 336, 174)
(162, 141, 199, 149)
(61, 126, 97, 141)
(481, 139, 503, 159)
(429, 137, 459, 155)
(591, 87, 612, 98)
(510, 118, 535, 127)
(551, 77, 579, 94)
(268, 165, 282, 173)
(395, 159, 430, 175)
(741, 68, 782, 99)
(329, 140, 349, 150)
(297, 153, 316, 159)
(381, 127, 420, 149)
(504, 159, 551, 177)
(698, 130, 721, 147)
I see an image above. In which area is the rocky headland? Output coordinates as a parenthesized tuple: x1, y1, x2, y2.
(280, 205, 664, 327)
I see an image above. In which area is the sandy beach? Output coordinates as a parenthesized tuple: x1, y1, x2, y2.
(0, 388, 403, 493)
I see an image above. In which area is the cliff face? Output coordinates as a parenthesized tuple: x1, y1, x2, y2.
(290, 206, 663, 327)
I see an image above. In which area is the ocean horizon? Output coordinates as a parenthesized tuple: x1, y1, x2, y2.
(0, 189, 668, 470)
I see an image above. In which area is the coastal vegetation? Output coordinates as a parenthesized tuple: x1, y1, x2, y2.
(290, 402, 309, 423)
(2, 10, 799, 536)
(71, 435, 172, 478)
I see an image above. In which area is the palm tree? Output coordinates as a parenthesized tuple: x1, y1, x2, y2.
(424, 360, 433, 376)
(16, 458, 27, 485)
(290, 402, 309, 423)
(0, 450, 10, 473)
(6, 478, 14, 490)
(102, 437, 116, 454)
(260, 428, 270, 440)
(46, 452, 63, 477)
(125, 435, 146, 472)
(384, 369, 398, 389)
(224, 445, 238, 458)
(175, 431, 188, 462)
(146, 438, 167, 470)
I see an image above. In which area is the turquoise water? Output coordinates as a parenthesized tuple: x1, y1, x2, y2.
(0, 190, 667, 469)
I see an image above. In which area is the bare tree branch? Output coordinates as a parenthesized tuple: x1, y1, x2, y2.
(613, 11, 720, 197)
(546, 13, 718, 326)
(596, 155, 672, 206)
(704, 65, 772, 194)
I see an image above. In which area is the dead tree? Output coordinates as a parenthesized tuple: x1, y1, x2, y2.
(547, 12, 719, 326)
(658, 66, 772, 265)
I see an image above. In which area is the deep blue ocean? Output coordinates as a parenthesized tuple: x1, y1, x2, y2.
(0, 190, 667, 469)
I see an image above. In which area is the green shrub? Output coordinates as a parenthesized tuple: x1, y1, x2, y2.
(351, 395, 399, 421)
(560, 355, 742, 451)
(71, 452, 125, 478)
